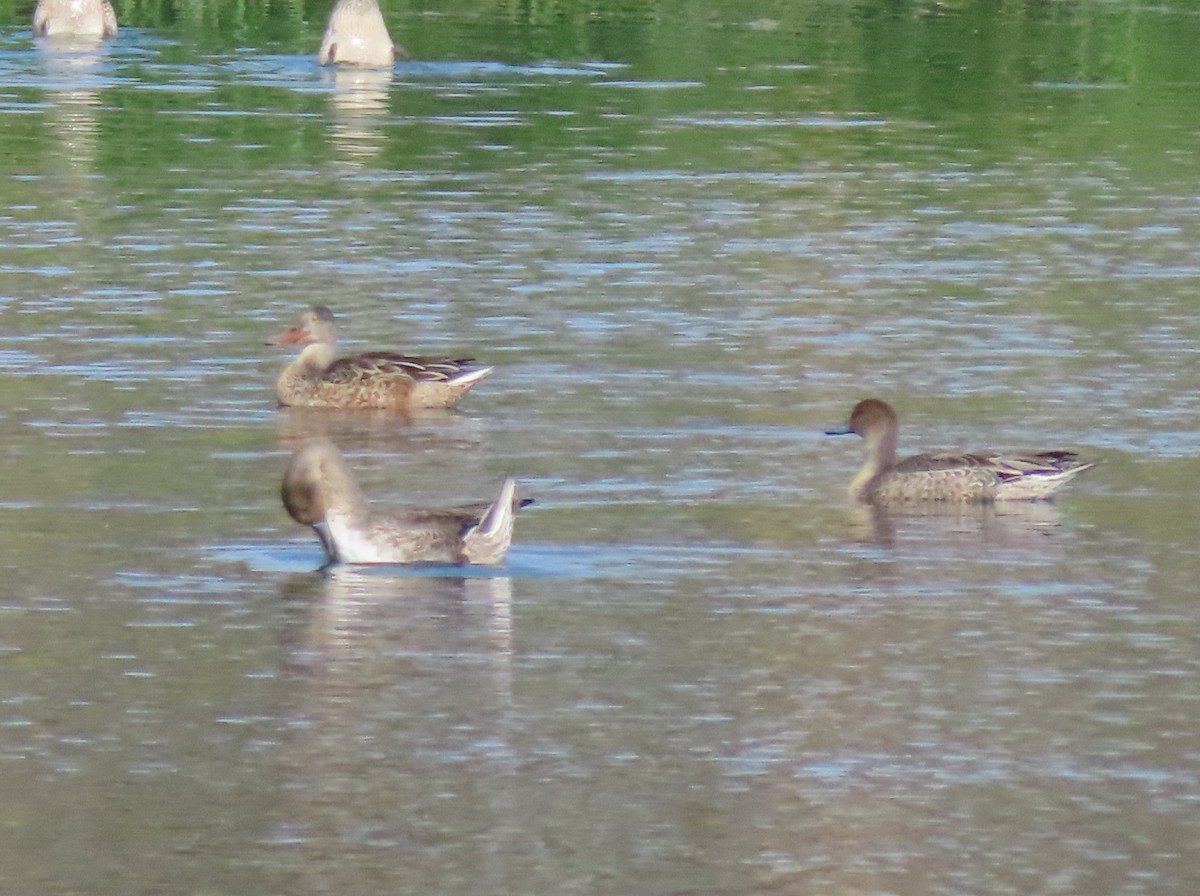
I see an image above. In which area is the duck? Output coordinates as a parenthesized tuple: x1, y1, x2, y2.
(825, 398, 1095, 503)
(266, 305, 492, 410)
(317, 0, 408, 67)
(33, 0, 118, 38)
(282, 439, 521, 565)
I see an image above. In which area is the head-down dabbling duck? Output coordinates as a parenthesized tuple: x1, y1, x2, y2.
(317, 0, 408, 67)
(282, 439, 522, 565)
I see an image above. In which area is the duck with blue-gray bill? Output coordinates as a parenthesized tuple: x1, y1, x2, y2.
(826, 398, 1095, 503)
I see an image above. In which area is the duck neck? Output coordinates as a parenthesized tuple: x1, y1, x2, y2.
(278, 343, 334, 400)
(849, 428, 898, 501)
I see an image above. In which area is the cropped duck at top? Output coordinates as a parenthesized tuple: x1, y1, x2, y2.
(33, 0, 118, 38)
(282, 439, 522, 565)
(826, 398, 1095, 504)
(266, 305, 492, 410)
(318, 0, 409, 67)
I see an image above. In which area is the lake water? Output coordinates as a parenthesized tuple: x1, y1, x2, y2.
(2, 2, 1200, 893)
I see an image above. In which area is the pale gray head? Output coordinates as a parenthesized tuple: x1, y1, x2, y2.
(280, 438, 365, 526)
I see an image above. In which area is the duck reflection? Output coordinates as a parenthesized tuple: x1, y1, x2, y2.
(38, 41, 109, 182)
(852, 499, 1074, 553)
(328, 66, 393, 163)
(280, 568, 513, 680)
(273, 404, 483, 453)
(270, 570, 518, 886)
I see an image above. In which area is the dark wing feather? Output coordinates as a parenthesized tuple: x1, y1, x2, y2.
(321, 353, 480, 385)
(897, 450, 1087, 478)
(991, 451, 1088, 481)
(894, 452, 998, 473)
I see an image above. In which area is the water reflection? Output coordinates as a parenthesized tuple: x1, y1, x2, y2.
(272, 405, 483, 452)
(327, 67, 392, 164)
(38, 41, 108, 181)
(279, 567, 512, 679)
(853, 500, 1076, 553)
(271, 571, 517, 888)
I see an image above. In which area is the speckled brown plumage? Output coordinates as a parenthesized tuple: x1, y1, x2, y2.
(267, 306, 492, 410)
(826, 398, 1095, 504)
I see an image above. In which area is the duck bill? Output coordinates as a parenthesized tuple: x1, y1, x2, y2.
(824, 422, 854, 436)
(265, 324, 312, 346)
(313, 520, 339, 564)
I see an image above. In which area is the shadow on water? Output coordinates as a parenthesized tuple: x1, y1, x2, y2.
(216, 54, 612, 90)
(217, 538, 798, 585)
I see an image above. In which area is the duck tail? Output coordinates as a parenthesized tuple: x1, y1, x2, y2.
(464, 477, 518, 565)
(449, 364, 494, 388)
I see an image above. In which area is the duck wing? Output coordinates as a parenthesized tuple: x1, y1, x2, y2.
(321, 353, 481, 385)
(895, 451, 1000, 473)
(896, 450, 1092, 480)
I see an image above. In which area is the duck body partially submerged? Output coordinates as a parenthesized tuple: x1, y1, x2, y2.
(33, 0, 117, 38)
(317, 0, 408, 67)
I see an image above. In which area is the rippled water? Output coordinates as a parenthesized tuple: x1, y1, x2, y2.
(3, 4, 1200, 894)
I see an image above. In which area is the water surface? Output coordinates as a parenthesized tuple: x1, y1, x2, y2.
(2, 2, 1200, 894)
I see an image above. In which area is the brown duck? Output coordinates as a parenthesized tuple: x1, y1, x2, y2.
(826, 398, 1095, 503)
(267, 305, 492, 410)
